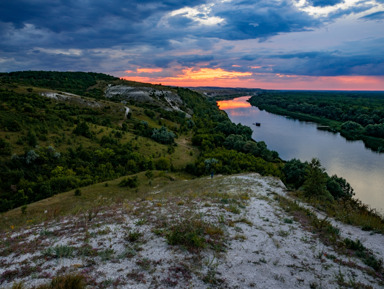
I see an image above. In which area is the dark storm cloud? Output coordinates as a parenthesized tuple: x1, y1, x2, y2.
(0, 0, 208, 30)
(0, 0, 320, 49)
(0, 0, 208, 50)
(198, 0, 319, 40)
(360, 11, 384, 20)
(270, 51, 384, 76)
(177, 55, 215, 66)
(240, 55, 258, 61)
(0, 0, 322, 73)
(307, 0, 344, 7)
(0, 0, 383, 79)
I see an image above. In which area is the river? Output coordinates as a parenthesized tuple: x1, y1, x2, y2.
(217, 96, 384, 213)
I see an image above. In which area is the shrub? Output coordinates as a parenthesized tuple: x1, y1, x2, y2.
(155, 157, 171, 171)
(49, 176, 80, 193)
(126, 230, 143, 242)
(151, 126, 175, 144)
(27, 131, 37, 147)
(344, 238, 383, 271)
(340, 121, 364, 137)
(118, 176, 138, 188)
(21, 205, 27, 215)
(74, 189, 81, 196)
(73, 121, 92, 138)
(98, 249, 115, 261)
(0, 138, 12, 155)
(303, 158, 333, 201)
(283, 158, 308, 189)
(42, 245, 74, 259)
(145, 170, 153, 179)
(326, 175, 354, 200)
(165, 216, 224, 251)
(3, 120, 21, 132)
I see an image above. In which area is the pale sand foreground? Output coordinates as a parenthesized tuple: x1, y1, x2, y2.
(1, 173, 383, 288)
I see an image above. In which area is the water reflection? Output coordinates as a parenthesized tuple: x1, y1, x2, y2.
(217, 97, 251, 110)
(218, 96, 384, 213)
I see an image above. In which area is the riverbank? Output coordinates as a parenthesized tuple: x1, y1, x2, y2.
(218, 96, 384, 213)
(249, 102, 384, 153)
(247, 93, 384, 153)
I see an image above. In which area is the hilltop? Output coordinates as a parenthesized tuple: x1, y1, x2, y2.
(1, 173, 384, 288)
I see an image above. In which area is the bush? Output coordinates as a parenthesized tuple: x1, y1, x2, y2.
(340, 121, 364, 137)
(151, 126, 175, 144)
(118, 176, 138, 188)
(344, 238, 383, 271)
(21, 205, 27, 215)
(326, 175, 354, 200)
(3, 120, 21, 132)
(49, 176, 80, 193)
(155, 157, 171, 171)
(0, 138, 12, 155)
(73, 121, 92, 138)
(166, 217, 224, 251)
(74, 189, 81, 196)
(283, 159, 308, 189)
(303, 158, 333, 201)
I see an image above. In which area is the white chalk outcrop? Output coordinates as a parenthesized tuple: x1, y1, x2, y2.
(105, 85, 192, 117)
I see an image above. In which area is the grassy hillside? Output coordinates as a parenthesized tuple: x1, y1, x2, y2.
(0, 71, 283, 213)
(2, 71, 381, 232)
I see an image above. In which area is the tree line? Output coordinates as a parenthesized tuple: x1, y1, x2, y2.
(249, 90, 384, 151)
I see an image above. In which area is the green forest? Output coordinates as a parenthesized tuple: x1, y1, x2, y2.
(248, 90, 384, 152)
(0, 72, 359, 214)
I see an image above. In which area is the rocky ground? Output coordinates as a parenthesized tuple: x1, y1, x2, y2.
(1, 174, 383, 288)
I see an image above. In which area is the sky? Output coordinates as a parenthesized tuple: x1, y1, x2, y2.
(1, 0, 384, 90)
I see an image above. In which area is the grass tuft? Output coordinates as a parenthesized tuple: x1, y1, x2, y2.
(36, 273, 86, 289)
(165, 215, 224, 251)
(126, 230, 143, 242)
(42, 245, 74, 259)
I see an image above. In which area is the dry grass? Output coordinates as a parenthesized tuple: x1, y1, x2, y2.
(290, 191, 384, 234)
(0, 171, 194, 232)
(276, 194, 384, 276)
(34, 273, 86, 289)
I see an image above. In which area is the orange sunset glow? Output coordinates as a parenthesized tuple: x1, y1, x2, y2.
(122, 69, 384, 91)
(171, 68, 252, 80)
(122, 67, 257, 88)
(137, 68, 163, 73)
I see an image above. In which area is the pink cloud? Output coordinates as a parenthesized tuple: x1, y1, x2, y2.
(136, 68, 163, 73)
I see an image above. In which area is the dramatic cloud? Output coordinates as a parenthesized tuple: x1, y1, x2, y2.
(307, 0, 344, 7)
(1, 0, 384, 89)
(360, 11, 384, 20)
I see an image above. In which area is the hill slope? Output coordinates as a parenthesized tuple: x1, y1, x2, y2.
(1, 173, 383, 288)
(0, 71, 283, 213)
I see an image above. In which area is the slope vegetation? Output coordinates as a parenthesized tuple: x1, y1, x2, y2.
(0, 71, 282, 212)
